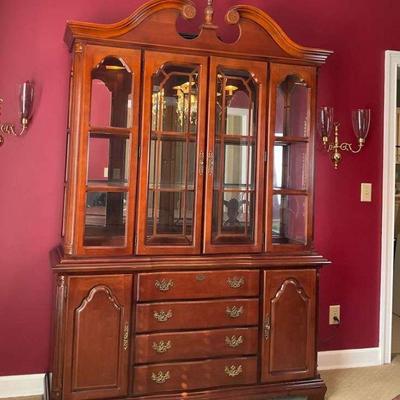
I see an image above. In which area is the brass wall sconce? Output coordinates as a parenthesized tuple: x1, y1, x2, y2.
(318, 106, 371, 169)
(0, 81, 34, 147)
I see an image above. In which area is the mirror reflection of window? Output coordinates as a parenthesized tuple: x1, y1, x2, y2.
(90, 57, 133, 129)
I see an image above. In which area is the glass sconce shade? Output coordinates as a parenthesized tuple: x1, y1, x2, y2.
(19, 81, 34, 122)
(318, 106, 334, 139)
(352, 108, 370, 140)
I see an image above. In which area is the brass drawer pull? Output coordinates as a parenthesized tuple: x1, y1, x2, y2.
(152, 340, 172, 354)
(196, 274, 206, 281)
(227, 276, 245, 288)
(226, 305, 244, 319)
(225, 335, 243, 348)
(155, 279, 174, 292)
(153, 310, 173, 322)
(224, 365, 243, 377)
(151, 371, 170, 384)
(123, 322, 129, 351)
(264, 314, 271, 340)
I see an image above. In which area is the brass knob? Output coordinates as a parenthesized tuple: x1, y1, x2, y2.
(153, 310, 173, 322)
(151, 371, 170, 384)
(226, 305, 244, 319)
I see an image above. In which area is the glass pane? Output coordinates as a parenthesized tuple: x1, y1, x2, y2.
(212, 68, 258, 245)
(88, 133, 130, 185)
(216, 70, 256, 137)
(146, 190, 194, 242)
(275, 75, 309, 137)
(212, 191, 255, 241)
(272, 195, 307, 245)
(157, 192, 183, 234)
(273, 143, 307, 190)
(224, 143, 255, 189)
(84, 191, 127, 246)
(152, 65, 198, 133)
(90, 57, 132, 128)
(148, 138, 196, 190)
(146, 62, 200, 246)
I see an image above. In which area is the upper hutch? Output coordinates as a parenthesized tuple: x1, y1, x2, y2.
(51, 1, 332, 399)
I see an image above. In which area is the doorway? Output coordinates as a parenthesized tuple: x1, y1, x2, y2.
(381, 51, 400, 363)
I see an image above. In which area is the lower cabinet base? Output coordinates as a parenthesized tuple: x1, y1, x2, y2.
(126, 378, 326, 400)
(51, 267, 327, 400)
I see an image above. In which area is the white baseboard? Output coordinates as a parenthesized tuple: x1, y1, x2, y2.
(0, 373, 45, 398)
(318, 347, 382, 370)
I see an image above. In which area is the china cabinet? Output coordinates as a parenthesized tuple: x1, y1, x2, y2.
(50, 1, 332, 399)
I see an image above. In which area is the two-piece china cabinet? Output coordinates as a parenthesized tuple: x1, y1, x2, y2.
(50, 1, 332, 399)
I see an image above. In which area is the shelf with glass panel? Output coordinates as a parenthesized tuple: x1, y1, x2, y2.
(79, 49, 140, 252)
(268, 65, 315, 249)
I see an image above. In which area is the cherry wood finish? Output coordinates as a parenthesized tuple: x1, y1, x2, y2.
(135, 327, 258, 363)
(137, 270, 259, 301)
(133, 357, 257, 395)
(62, 275, 132, 400)
(261, 269, 316, 383)
(136, 298, 259, 332)
(51, 1, 331, 400)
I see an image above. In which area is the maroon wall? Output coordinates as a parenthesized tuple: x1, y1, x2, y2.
(0, 0, 396, 375)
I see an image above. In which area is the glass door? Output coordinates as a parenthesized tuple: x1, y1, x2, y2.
(267, 63, 316, 252)
(75, 45, 141, 256)
(136, 51, 208, 255)
(203, 57, 267, 254)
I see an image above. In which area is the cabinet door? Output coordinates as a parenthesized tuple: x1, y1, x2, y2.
(267, 64, 316, 252)
(137, 51, 208, 255)
(63, 275, 132, 400)
(71, 45, 141, 256)
(261, 269, 317, 383)
(203, 57, 267, 253)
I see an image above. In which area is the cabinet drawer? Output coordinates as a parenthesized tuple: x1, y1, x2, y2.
(136, 299, 259, 332)
(137, 270, 259, 301)
(135, 327, 258, 363)
(133, 357, 257, 395)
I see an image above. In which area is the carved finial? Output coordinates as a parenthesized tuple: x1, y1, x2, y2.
(204, 0, 214, 26)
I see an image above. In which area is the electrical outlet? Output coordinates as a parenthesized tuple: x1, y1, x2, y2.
(329, 305, 340, 325)
(361, 183, 372, 202)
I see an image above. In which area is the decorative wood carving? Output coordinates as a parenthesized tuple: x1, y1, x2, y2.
(76, 284, 122, 312)
(64, 0, 332, 64)
(272, 278, 310, 305)
(64, 0, 196, 48)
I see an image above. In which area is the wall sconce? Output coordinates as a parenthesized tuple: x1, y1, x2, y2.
(0, 81, 34, 147)
(318, 107, 371, 169)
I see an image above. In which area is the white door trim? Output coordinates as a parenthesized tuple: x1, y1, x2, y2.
(380, 50, 400, 364)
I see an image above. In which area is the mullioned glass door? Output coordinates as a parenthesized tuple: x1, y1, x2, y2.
(203, 57, 267, 254)
(136, 51, 208, 255)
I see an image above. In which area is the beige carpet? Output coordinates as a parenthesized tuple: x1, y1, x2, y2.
(321, 355, 400, 400)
